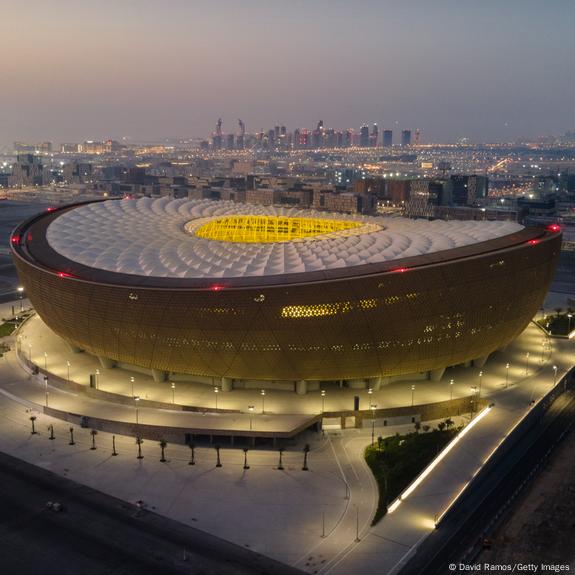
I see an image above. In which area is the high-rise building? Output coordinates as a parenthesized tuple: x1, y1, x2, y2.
(360, 124, 370, 147)
(401, 130, 412, 147)
(370, 124, 379, 147)
(450, 175, 488, 206)
(383, 130, 393, 147)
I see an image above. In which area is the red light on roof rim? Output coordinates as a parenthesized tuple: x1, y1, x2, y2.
(210, 285, 224, 291)
(392, 267, 408, 273)
(547, 224, 561, 232)
(528, 239, 539, 245)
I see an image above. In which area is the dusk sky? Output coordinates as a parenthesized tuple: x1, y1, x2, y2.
(1, 0, 574, 146)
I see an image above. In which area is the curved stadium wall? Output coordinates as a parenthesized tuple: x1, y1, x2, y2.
(11, 200, 561, 382)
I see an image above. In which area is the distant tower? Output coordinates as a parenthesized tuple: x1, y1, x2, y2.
(414, 129, 421, 146)
(237, 119, 245, 149)
(383, 130, 393, 147)
(370, 124, 379, 147)
(212, 118, 223, 150)
(360, 124, 370, 147)
(401, 130, 412, 147)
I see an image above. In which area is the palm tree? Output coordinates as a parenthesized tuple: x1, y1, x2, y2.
(90, 429, 98, 450)
(422, 425, 431, 433)
(444, 418, 454, 429)
(215, 445, 222, 467)
(555, 307, 563, 317)
(302, 444, 310, 471)
(136, 437, 144, 459)
(277, 447, 285, 470)
(414, 421, 421, 433)
(437, 422, 446, 431)
(159, 439, 167, 462)
(30, 415, 37, 435)
(377, 436, 383, 451)
(188, 442, 195, 465)
(243, 447, 250, 470)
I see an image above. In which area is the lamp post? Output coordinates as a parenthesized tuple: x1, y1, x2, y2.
(553, 365, 558, 387)
(525, 352, 530, 376)
(44, 375, 49, 407)
(260, 389, 266, 414)
(95, 369, 100, 390)
(17, 286, 24, 311)
(66, 360, 70, 382)
(214, 386, 219, 409)
(44, 352, 48, 371)
(478, 371, 483, 399)
(171, 382, 175, 405)
(321, 390, 326, 413)
(130, 376, 135, 397)
(248, 405, 254, 431)
(411, 385, 415, 407)
(471, 386, 478, 418)
(370, 403, 377, 445)
(134, 395, 140, 425)
(450, 379, 454, 401)
(568, 313, 573, 334)
(506, 363, 510, 388)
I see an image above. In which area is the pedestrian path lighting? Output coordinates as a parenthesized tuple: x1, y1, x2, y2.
(95, 369, 100, 389)
(30, 415, 37, 435)
(411, 385, 415, 407)
(450, 379, 454, 400)
(370, 403, 377, 445)
(66, 360, 71, 382)
(321, 389, 326, 413)
(243, 447, 250, 470)
(214, 386, 219, 409)
(506, 363, 510, 388)
(44, 375, 49, 407)
(69, 426, 75, 445)
(302, 444, 310, 471)
(478, 371, 483, 399)
(215, 445, 222, 467)
(17, 286, 24, 311)
(134, 395, 140, 425)
(248, 405, 255, 430)
(553, 365, 558, 387)
(260, 389, 266, 414)
(568, 313, 573, 334)
(130, 376, 135, 396)
(136, 437, 144, 459)
(171, 382, 176, 404)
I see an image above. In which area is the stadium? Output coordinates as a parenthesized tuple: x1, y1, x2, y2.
(11, 198, 561, 393)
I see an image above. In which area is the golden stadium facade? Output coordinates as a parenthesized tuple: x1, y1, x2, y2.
(11, 198, 561, 388)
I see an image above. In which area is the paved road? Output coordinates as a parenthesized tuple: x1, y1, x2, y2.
(0, 449, 304, 575)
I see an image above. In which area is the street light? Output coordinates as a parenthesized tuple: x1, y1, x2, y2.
(214, 386, 219, 409)
(505, 363, 510, 388)
(470, 386, 478, 417)
(130, 376, 135, 397)
(568, 314, 573, 334)
(44, 375, 49, 407)
(66, 360, 70, 382)
(411, 385, 415, 407)
(370, 403, 377, 445)
(260, 389, 266, 414)
(321, 389, 326, 414)
(248, 405, 255, 431)
(17, 286, 24, 311)
(171, 382, 175, 404)
(478, 371, 483, 399)
(134, 395, 140, 425)
(450, 379, 454, 401)
(553, 365, 558, 387)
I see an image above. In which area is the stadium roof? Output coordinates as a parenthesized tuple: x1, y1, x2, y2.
(45, 197, 524, 279)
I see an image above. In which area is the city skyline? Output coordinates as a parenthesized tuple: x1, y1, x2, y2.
(1, 0, 574, 148)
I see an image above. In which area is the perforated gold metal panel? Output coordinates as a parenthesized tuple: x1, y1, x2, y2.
(13, 229, 561, 382)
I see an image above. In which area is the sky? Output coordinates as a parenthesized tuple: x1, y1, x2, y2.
(0, 0, 574, 146)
